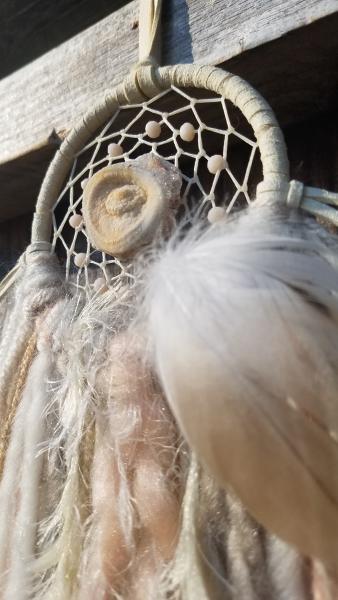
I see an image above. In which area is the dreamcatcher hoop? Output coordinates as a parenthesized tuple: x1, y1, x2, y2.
(32, 63, 289, 248)
(2, 5, 338, 593)
(26, 0, 338, 295)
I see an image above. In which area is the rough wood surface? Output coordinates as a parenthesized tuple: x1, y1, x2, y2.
(0, 0, 130, 80)
(162, 0, 338, 66)
(0, 0, 337, 219)
(1, 0, 337, 165)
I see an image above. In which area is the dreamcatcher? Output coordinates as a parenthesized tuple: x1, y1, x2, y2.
(1, 1, 338, 598)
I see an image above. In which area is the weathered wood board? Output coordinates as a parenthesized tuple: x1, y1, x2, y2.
(0, 0, 129, 80)
(0, 0, 337, 219)
(1, 0, 337, 165)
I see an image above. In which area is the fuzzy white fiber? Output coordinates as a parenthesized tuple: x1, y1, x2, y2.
(144, 200, 338, 567)
(1, 205, 338, 598)
(4, 344, 52, 599)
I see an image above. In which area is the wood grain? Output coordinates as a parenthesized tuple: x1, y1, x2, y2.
(0, 0, 130, 79)
(0, 0, 337, 219)
(0, 0, 337, 165)
(162, 0, 338, 66)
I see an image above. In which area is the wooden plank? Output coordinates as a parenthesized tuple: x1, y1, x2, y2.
(0, 0, 337, 219)
(0, 0, 139, 166)
(0, 136, 60, 221)
(162, 0, 338, 66)
(225, 12, 338, 127)
(0, 0, 131, 80)
(0, 0, 337, 166)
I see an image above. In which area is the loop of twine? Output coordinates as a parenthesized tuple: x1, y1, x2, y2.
(138, 0, 163, 67)
(131, 0, 163, 98)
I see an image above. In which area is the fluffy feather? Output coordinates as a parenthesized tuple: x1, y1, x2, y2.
(144, 201, 338, 565)
(0, 211, 336, 598)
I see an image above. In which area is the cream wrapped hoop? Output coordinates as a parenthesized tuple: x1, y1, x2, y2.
(82, 154, 182, 257)
(31, 63, 292, 291)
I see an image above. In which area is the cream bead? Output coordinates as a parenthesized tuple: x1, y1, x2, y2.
(74, 253, 88, 268)
(145, 121, 161, 139)
(179, 122, 196, 142)
(207, 206, 227, 224)
(207, 155, 225, 174)
(69, 213, 83, 228)
(93, 277, 108, 293)
(108, 143, 123, 157)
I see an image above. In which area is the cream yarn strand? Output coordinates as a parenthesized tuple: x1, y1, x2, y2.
(5, 348, 51, 600)
(0, 332, 37, 478)
(138, 0, 162, 65)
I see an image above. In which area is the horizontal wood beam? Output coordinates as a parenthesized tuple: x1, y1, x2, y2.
(0, 0, 131, 80)
(0, 0, 337, 220)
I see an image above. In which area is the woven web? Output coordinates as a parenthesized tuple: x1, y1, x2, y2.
(52, 85, 262, 293)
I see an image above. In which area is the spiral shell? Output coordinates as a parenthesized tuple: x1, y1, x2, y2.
(82, 154, 182, 257)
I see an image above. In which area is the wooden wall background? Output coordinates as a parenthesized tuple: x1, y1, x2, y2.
(0, 0, 128, 79)
(0, 0, 337, 277)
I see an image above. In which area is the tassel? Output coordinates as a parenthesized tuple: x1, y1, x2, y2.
(0, 251, 65, 598)
(78, 331, 181, 599)
(144, 200, 338, 565)
(4, 342, 53, 599)
(32, 297, 98, 600)
(23, 286, 181, 599)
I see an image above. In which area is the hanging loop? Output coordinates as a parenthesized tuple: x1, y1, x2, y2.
(131, 0, 163, 98)
(138, 0, 163, 67)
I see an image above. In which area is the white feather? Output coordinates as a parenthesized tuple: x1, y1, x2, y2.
(5, 348, 50, 600)
(144, 202, 338, 565)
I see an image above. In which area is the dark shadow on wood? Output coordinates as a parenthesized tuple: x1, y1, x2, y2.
(0, 213, 32, 276)
(0, 140, 59, 221)
(223, 12, 338, 127)
(162, 0, 193, 64)
(286, 109, 338, 192)
(0, 0, 133, 79)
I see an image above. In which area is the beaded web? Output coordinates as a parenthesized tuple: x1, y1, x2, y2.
(52, 85, 262, 293)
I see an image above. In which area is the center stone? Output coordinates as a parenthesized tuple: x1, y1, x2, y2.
(105, 184, 146, 217)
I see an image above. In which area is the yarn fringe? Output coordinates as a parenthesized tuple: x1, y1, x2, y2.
(0, 222, 331, 599)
